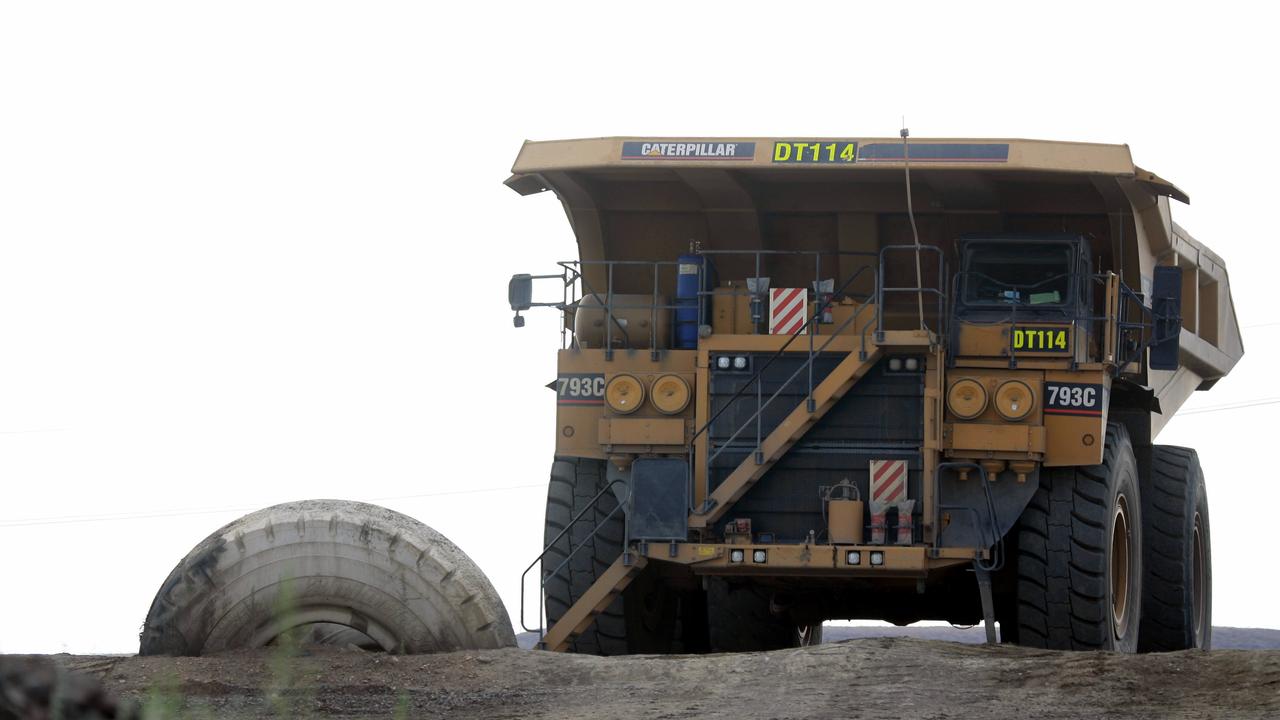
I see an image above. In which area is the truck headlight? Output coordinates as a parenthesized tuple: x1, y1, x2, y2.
(947, 379, 988, 420)
(994, 380, 1034, 421)
(651, 374, 691, 415)
(605, 374, 645, 415)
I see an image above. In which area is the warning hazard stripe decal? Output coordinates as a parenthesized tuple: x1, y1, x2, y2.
(769, 288, 808, 335)
(870, 459, 908, 506)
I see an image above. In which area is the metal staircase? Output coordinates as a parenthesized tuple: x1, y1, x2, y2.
(539, 555, 649, 652)
(689, 344, 883, 530)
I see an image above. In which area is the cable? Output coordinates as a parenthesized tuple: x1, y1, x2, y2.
(0, 483, 545, 528)
(1178, 397, 1280, 416)
(901, 124, 927, 332)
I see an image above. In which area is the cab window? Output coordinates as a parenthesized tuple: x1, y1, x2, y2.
(962, 243, 1073, 307)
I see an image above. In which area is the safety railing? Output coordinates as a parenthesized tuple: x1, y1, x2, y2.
(874, 244, 948, 342)
(558, 260, 686, 360)
(519, 479, 631, 639)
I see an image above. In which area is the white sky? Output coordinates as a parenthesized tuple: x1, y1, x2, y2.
(2, 1, 1278, 654)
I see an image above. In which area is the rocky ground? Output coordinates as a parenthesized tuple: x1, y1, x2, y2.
(5, 634, 1280, 719)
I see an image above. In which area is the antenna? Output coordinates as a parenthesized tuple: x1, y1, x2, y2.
(901, 121, 927, 332)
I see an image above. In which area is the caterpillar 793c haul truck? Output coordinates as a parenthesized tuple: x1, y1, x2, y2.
(508, 136, 1242, 654)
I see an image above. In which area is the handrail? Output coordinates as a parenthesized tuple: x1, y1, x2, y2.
(519, 479, 631, 637)
(874, 244, 947, 341)
(689, 276, 878, 514)
(685, 265, 875, 454)
(932, 462, 1003, 573)
(703, 300, 875, 470)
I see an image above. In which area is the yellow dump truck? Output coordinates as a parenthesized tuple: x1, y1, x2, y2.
(509, 136, 1242, 653)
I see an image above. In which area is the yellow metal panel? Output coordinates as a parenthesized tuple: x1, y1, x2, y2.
(637, 542, 977, 576)
(598, 417, 686, 446)
(554, 349, 696, 457)
(1042, 369, 1107, 466)
(947, 423, 1046, 455)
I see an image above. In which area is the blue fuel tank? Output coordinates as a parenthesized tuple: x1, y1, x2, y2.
(674, 254, 708, 349)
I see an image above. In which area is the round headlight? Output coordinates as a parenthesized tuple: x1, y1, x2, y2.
(605, 374, 645, 415)
(651, 374, 691, 415)
(716, 356, 731, 370)
(888, 358, 903, 372)
(733, 356, 748, 370)
(994, 380, 1034, 421)
(947, 378, 988, 420)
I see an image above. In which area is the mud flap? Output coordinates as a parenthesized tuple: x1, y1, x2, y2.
(936, 466, 1040, 548)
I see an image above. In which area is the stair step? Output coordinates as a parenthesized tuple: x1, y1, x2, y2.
(541, 555, 649, 652)
(690, 346, 883, 530)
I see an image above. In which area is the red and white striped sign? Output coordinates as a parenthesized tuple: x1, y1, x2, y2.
(769, 288, 808, 335)
(869, 459, 908, 506)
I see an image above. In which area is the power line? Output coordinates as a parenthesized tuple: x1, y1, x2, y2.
(0, 483, 545, 528)
(1178, 398, 1280, 416)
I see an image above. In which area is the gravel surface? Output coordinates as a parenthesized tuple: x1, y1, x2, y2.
(7, 637, 1279, 719)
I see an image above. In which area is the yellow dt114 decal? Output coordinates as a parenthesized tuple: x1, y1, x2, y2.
(1012, 326, 1070, 352)
(773, 140, 857, 164)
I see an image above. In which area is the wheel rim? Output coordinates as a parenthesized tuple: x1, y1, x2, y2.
(1110, 493, 1132, 640)
(797, 625, 819, 647)
(1192, 512, 1206, 643)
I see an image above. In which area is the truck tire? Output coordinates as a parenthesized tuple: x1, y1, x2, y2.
(1013, 423, 1143, 651)
(1138, 445, 1212, 651)
(543, 457, 687, 654)
(706, 579, 822, 652)
(139, 499, 515, 655)
(543, 458, 631, 654)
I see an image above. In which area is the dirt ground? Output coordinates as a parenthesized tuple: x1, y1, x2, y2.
(10, 638, 1276, 720)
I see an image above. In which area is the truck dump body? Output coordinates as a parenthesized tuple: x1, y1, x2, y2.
(509, 137, 1241, 425)
(509, 137, 1240, 653)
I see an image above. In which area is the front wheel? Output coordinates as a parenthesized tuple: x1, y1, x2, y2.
(1013, 423, 1143, 651)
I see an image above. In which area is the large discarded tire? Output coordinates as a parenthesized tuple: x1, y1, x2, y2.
(1013, 423, 1143, 651)
(1138, 445, 1212, 651)
(706, 579, 822, 652)
(139, 499, 515, 655)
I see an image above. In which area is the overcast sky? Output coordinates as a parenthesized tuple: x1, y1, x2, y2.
(2, 1, 1277, 653)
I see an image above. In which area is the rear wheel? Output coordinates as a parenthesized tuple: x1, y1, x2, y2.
(706, 579, 822, 652)
(1138, 445, 1212, 651)
(1013, 423, 1143, 651)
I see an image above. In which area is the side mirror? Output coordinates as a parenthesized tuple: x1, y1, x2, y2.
(1149, 265, 1182, 371)
(508, 274, 533, 312)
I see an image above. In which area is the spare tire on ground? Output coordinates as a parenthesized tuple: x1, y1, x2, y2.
(139, 499, 515, 655)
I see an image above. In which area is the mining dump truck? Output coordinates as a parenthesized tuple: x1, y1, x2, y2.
(507, 136, 1243, 653)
